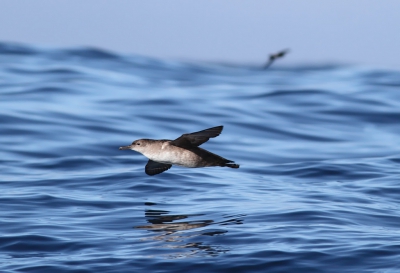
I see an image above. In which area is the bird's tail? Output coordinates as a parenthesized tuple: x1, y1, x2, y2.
(224, 162, 240, 169)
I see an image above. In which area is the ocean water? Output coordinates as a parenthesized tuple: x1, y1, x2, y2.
(1, 42, 400, 273)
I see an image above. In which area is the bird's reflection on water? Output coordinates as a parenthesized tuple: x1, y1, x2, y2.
(135, 202, 245, 258)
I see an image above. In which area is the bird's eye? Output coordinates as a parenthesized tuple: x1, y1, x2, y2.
(137, 143, 140, 145)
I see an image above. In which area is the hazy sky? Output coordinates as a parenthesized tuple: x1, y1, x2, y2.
(1, 1, 399, 68)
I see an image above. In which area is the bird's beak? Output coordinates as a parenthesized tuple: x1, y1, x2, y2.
(119, 145, 132, 150)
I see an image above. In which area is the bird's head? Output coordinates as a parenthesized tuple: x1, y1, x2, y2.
(119, 139, 150, 154)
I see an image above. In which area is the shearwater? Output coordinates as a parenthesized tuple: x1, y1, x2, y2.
(119, 126, 239, 175)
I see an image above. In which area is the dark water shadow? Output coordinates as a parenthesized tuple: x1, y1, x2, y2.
(134, 203, 245, 258)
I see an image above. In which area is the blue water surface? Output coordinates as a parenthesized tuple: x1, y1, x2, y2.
(1, 42, 400, 273)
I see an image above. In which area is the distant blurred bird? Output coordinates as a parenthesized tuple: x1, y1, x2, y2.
(263, 49, 289, 69)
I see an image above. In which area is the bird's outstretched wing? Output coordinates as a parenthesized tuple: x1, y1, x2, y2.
(145, 160, 172, 176)
(170, 126, 223, 148)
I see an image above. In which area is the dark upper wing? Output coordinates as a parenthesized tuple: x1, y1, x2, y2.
(170, 126, 223, 148)
(145, 160, 172, 176)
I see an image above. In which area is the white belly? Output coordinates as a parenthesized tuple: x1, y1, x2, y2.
(145, 144, 201, 168)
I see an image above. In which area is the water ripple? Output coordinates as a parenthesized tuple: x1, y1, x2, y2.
(1, 42, 400, 272)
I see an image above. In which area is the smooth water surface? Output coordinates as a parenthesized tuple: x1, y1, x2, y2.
(1, 42, 400, 272)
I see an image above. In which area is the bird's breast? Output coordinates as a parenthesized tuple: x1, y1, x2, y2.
(146, 144, 202, 168)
